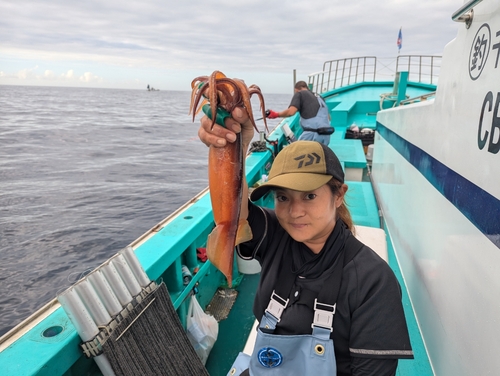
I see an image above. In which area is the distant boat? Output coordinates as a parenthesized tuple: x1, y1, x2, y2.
(147, 85, 159, 91)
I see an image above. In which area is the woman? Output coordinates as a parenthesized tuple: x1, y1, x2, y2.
(198, 108, 413, 376)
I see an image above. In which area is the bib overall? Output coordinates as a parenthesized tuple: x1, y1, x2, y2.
(298, 96, 333, 146)
(227, 237, 364, 376)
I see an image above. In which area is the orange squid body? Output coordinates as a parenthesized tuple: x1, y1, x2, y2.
(207, 134, 252, 287)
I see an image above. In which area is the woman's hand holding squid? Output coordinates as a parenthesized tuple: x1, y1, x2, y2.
(198, 106, 255, 149)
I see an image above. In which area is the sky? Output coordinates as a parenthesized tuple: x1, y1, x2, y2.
(0, 0, 463, 94)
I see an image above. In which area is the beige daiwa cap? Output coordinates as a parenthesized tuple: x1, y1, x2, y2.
(250, 140, 344, 201)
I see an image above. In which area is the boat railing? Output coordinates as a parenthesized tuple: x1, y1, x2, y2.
(396, 55, 442, 86)
(308, 56, 377, 94)
(308, 55, 441, 94)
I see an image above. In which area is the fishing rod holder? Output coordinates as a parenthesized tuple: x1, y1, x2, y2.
(259, 132, 266, 143)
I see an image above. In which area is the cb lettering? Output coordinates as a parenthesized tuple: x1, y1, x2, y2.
(478, 91, 500, 154)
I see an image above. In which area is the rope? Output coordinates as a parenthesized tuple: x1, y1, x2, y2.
(248, 139, 276, 159)
(379, 93, 409, 110)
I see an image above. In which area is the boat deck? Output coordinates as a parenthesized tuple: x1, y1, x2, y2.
(0, 80, 436, 376)
(207, 82, 436, 375)
(326, 82, 435, 129)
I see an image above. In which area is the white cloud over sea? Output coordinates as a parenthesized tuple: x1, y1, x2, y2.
(0, 0, 462, 93)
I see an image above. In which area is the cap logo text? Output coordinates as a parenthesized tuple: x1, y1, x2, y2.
(295, 153, 321, 168)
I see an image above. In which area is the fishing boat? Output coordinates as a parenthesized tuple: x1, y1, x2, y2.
(1, 0, 498, 374)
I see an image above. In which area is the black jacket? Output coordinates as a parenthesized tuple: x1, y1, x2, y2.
(237, 202, 413, 376)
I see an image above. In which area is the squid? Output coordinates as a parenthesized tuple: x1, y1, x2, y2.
(189, 71, 268, 286)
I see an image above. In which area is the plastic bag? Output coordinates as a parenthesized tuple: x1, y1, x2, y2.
(186, 294, 219, 365)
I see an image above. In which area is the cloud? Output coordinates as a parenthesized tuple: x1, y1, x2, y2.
(0, 65, 101, 86)
(44, 70, 56, 80)
(0, 0, 461, 92)
(79, 72, 102, 83)
(16, 66, 38, 80)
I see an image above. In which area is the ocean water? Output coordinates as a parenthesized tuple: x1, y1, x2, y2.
(0, 85, 290, 336)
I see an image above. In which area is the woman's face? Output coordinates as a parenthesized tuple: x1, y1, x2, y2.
(274, 184, 344, 254)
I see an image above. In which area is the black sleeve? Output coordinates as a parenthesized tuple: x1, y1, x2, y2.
(347, 249, 413, 360)
(350, 357, 397, 376)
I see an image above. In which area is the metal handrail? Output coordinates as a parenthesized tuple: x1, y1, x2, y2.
(452, 0, 483, 22)
(308, 56, 377, 94)
(308, 55, 441, 94)
(395, 55, 442, 85)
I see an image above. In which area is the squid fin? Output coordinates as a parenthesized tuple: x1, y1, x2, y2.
(206, 224, 234, 287)
(235, 219, 253, 245)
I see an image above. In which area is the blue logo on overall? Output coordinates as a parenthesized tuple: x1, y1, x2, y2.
(257, 347, 283, 368)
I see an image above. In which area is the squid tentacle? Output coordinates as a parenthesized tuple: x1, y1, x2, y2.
(189, 71, 268, 133)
